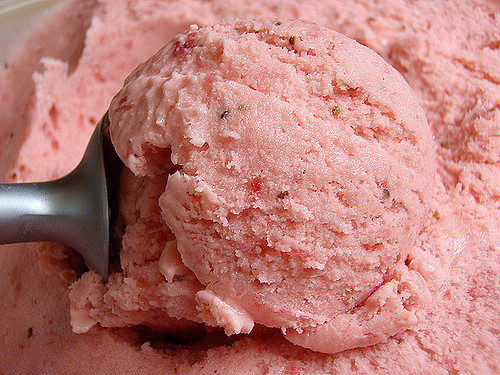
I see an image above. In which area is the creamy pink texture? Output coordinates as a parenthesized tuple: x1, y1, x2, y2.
(98, 19, 436, 354)
(0, 0, 498, 373)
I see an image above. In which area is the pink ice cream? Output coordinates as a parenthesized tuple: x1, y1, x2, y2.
(73, 18, 436, 354)
(0, 0, 499, 373)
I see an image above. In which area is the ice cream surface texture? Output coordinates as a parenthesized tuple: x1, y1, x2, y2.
(81, 19, 435, 354)
(0, 0, 499, 373)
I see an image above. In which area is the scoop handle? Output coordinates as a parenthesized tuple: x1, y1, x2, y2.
(0, 177, 81, 246)
(0, 121, 110, 280)
(0, 169, 109, 280)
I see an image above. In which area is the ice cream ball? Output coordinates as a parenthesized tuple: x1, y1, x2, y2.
(108, 18, 436, 353)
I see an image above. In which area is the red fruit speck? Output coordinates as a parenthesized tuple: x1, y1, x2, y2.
(172, 41, 183, 57)
(173, 33, 198, 57)
(183, 32, 198, 48)
(115, 96, 133, 112)
(249, 176, 263, 194)
(94, 71, 105, 82)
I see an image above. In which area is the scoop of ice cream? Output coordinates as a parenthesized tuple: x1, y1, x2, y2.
(99, 18, 436, 354)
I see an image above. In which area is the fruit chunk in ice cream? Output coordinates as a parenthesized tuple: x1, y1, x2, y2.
(72, 18, 436, 354)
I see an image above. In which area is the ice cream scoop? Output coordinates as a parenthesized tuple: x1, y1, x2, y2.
(0, 114, 122, 280)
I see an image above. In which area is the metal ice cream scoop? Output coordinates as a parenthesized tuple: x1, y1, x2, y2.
(0, 113, 122, 280)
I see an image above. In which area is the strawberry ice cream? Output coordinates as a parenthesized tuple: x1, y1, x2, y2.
(69, 19, 436, 354)
(0, 0, 498, 373)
